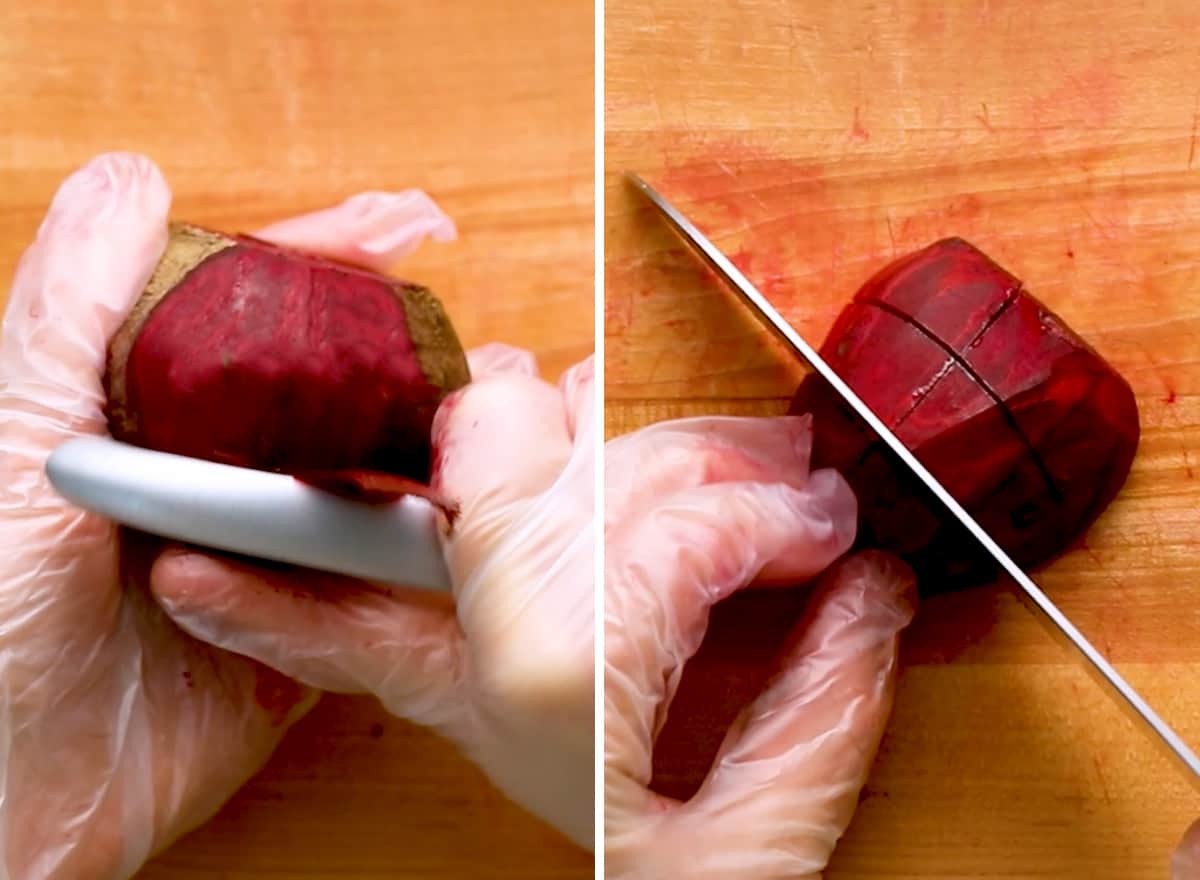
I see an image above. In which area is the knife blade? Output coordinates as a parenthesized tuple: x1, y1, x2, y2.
(626, 170, 1200, 792)
(46, 436, 452, 591)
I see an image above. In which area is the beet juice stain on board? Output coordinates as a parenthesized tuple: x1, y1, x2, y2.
(605, 1, 1200, 877)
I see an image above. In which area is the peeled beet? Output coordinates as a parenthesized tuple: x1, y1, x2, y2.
(105, 223, 470, 488)
(790, 238, 1139, 593)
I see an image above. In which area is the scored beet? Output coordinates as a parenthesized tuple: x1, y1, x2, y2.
(105, 223, 470, 492)
(789, 237, 1139, 593)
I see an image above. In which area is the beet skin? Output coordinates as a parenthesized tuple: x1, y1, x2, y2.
(105, 224, 469, 485)
(790, 238, 1139, 592)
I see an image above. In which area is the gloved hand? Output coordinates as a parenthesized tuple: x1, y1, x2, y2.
(1174, 820, 1200, 878)
(149, 349, 596, 847)
(0, 151, 470, 879)
(604, 414, 917, 879)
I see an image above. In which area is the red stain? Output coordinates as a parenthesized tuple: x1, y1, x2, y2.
(656, 137, 780, 200)
(254, 664, 306, 726)
(900, 584, 1004, 664)
(850, 105, 870, 142)
(653, 142, 842, 342)
(1077, 537, 1106, 568)
(892, 194, 987, 253)
(617, 138, 1032, 396)
(604, 141, 856, 397)
(728, 245, 801, 304)
(1166, 388, 1178, 404)
(603, 290, 634, 336)
(621, 132, 1159, 410)
(910, 5, 948, 36)
(429, 389, 463, 492)
(662, 316, 699, 340)
(1027, 63, 1119, 130)
(947, 193, 985, 220)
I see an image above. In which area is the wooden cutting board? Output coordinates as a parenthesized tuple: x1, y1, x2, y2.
(606, 1, 1200, 877)
(0, 1, 593, 877)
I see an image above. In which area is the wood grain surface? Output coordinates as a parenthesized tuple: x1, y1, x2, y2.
(1, 1, 593, 877)
(606, 1, 1200, 877)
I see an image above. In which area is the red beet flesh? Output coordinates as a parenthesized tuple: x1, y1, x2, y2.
(106, 225, 469, 491)
(790, 237, 1139, 592)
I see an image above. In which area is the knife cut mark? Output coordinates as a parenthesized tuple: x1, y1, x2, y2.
(860, 291, 1065, 502)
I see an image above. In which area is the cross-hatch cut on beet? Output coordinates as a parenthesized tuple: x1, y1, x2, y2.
(790, 237, 1139, 593)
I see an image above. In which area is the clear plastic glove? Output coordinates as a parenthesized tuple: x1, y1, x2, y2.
(604, 414, 917, 879)
(149, 348, 596, 847)
(0, 152, 468, 879)
(1174, 820, 1200, 879)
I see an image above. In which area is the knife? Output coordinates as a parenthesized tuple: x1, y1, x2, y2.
(45, 436, 452, 591)
(626, 170, 1200, 792)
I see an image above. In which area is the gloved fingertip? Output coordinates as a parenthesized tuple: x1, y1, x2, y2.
(837, 549, 919, 629)
(558, 353, 594, 393)
(559, 355, 595, 439)
(466, 343, 539, 379)
(42, 152, 167, 236)
(150, 549, 228, 609)
(804, 468, 859, 552)
(1172, 819, 1200, 879)
(347, 189, 458, 254)
(160, 548, 224, 579)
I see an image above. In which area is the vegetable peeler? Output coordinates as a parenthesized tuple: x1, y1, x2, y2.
(627, 171, 1200, 794)
(45, 436, 453, 591)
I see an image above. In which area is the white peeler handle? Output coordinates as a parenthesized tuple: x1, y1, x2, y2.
(45, 436, 452, 592)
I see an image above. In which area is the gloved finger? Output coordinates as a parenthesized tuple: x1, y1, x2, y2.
(149, 549, 471, 733)
(560, 354, 595, 444)
(466, 342, 540, 379)
(252, 189, 456, 272)
(756, 469, 857, 585)
(605, 415, 816, 531)
(432, 351, 574, 586)
(1, 152, 170, 429)
(605, 477, 858, 818)
(451, 354, 596, 716)
(1172, 819, 1200, 880)
(0, 154, 170, 617)
(667, 551, 916, 878)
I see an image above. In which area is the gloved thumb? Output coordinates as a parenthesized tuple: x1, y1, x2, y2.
(1173, 819, 1200, 879)
(0, 153, 170, 619)
(1, 153, 169, 426)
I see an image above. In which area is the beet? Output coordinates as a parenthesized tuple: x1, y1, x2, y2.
(105, 223, 470, 488)
(789, 237, 1139, 593)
